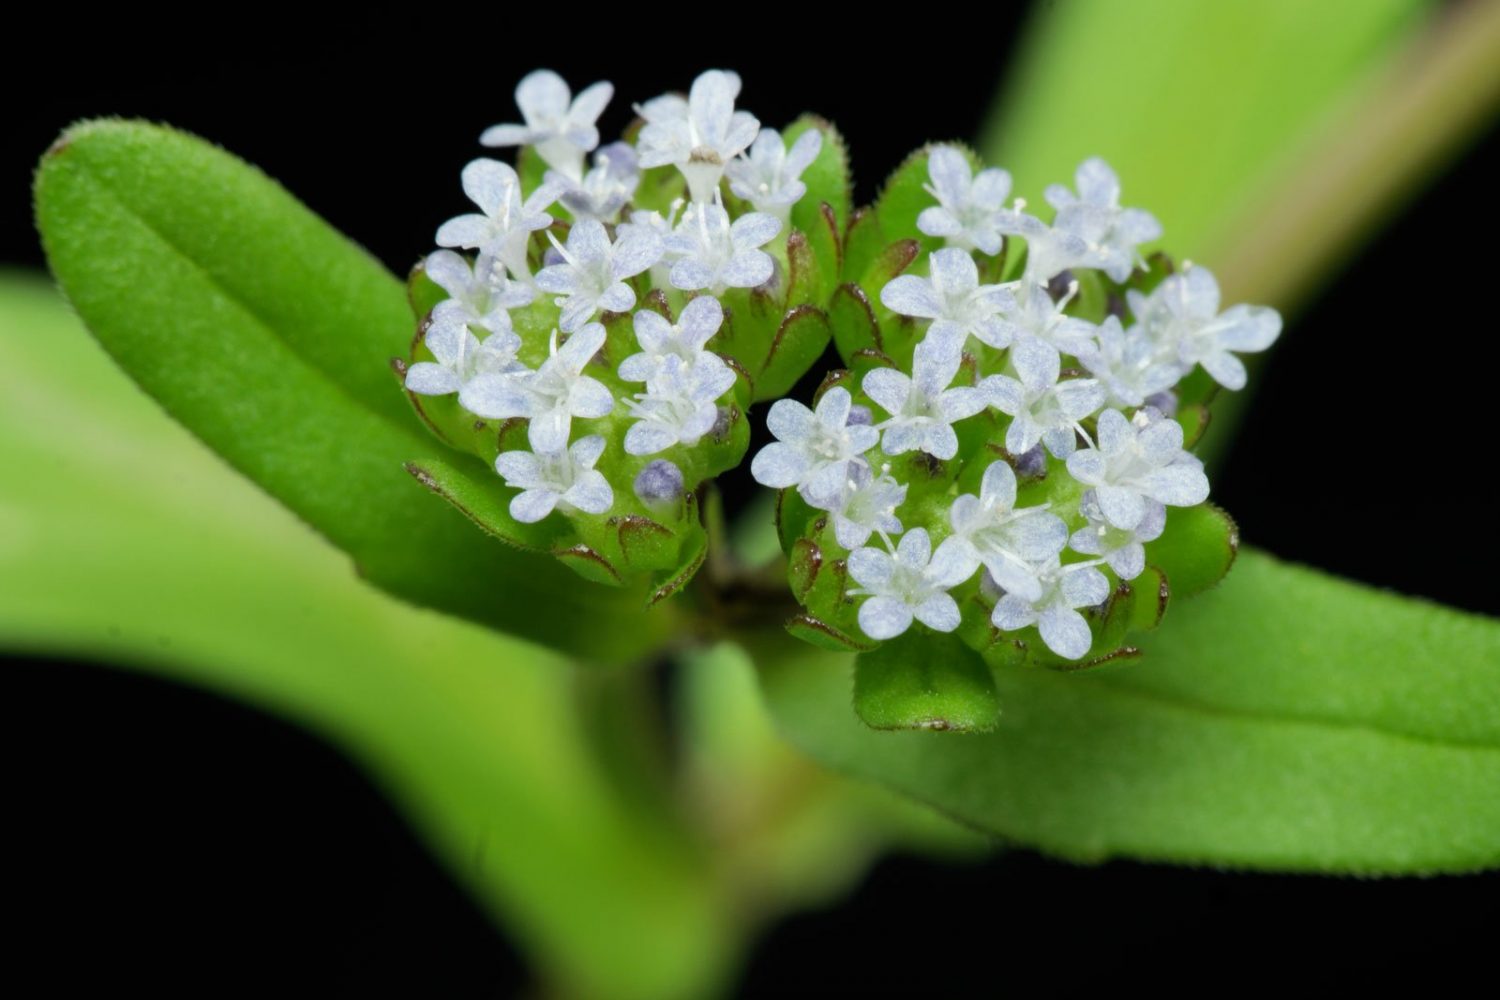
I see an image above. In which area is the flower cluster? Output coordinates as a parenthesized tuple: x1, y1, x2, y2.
(400, 69, 834, 592)
(754, 149, 1280, 661)
(398, 66, 1275, 665)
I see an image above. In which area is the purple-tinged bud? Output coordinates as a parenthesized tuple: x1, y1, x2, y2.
(634, 459, 684, 505)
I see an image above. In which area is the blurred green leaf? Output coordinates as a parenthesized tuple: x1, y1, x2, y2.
(33, 120, 672, 663)
(983, 0, 1433, 259)
(761, 549, 1500, 873)
(0, 274, 725, 999)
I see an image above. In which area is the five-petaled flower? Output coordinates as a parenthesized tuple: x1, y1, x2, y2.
(495, 434, 614, 523)
(847, 529, 979, 640)
(481, 69, 614, 182)
(751, 386, 881, 501)
(460, 324, 615, 453)
(1065, 408, 1210, 530)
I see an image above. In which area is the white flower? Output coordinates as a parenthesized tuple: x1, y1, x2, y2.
(480, 70, 613, 182)
(991, 557, 1111, 660)
(617, 296, 723, 384)
(848, 528, 979, 640)
(879, 248, 1017, 354)
(1127, 265, 1282, 391)
(917, 145, 1025, 256)
(1065, 408, 1209, 530)
(1044, 157, 1163, 283)
(803, 462, 907, 551)
(551, 142, 639, 223)
(623, 354, 736, 455)
(404, 313, 524, 396)
(619, 203, 683, 288)
(982, 337, 1106, 458)
(948, 461, 1068, 601)
(1001, 279, 1099, 360)
(1076, 314, 1186, 408)
(726, 127, 822, 221)
(863, 340, 986, 460)
(460, 324, 615, 452)
(636, 69, 761, 204)
(495, 435, 613, 523)
(422, 250, 534, 336)
(535, 219, 662, 332)
(750, 386, 880, 500)
(1069, 491, 1166, 581)
(435, 159, 558, 282)
(664, 200, 781, 294)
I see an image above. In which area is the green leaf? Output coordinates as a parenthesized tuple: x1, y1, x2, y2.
(760, 548, 1500, 874)
(0, 274, 728, 999)
(854, 632, 999, 733)
(982, 0, 1434, 259)
(33, 120, 672, 663)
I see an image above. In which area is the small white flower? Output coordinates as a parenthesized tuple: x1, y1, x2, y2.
(948, 461, 1068, 601)
(623, 354, 736, 455)
(917, 145, 1026, 256)
(636, 70, 761, 204)
(423, 250, 534, 336)
(1128, 265, 1282, 391)
(404, 313, 525, 396)
(1001, 279, 1100, 360)
(1076, 314, 1186, 408)
(665, 200, 781, 295)
(750, 386, 881, 500)
(460, 324, 615, 453)
(435, 159, 558, 282)
(991, 557, 1111, 660)
(879, 248, 1017, 354)
(863, 340, 986, 460)
(535, 219, 662, 332)
(619, 202, 684, 288)
(1069, 491, 1166, 581)
(848, 528, 979, 640)
(1065, 408, 1209, 530)
(1044, 157, 1163, 283)
(480, 70, 614, 182)
(617, 296, 723, 384)
(550, 142, 640, 224)
(982, 337, 1106, 458)
(495, 434, 613, 523)
(726, 127, 822, 221)
(803, 462, 907, 551)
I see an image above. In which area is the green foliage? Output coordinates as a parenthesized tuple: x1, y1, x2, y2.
(761, 549, 1500, 874)
(854, 632, 999, 732)
(33, 120, 672, 663)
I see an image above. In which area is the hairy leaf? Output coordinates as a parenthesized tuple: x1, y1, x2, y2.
(761, 549, 1500, 874)
(33, 120, 671, 662)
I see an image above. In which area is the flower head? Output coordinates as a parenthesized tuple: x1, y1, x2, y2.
(1069, 491, 1166, 581)
(480, 70, 613, 182)
(1065, 408, 1209, 530)
(459, 324, 614, 452)
(404, 314, 524, 397)
(435, 159, 558, 281)
(726, 127, 822, 221)
(1128, 265, 1282, 390)
(990, 557, 1111, 660)
(848, 528, 979, 640)
(495, 434, 613, 523)
(982, 337, 1106, 458)
(535, 219, 662, 332)
(1044, 157, 1162, 283)
(636, 70, 761, 204)
(948, 461, 1068, 601)
(423, 250, 534, 336)
(617, 296, 723, 384)
(879, 248, 1017, 354)
(623, 354, 736, 455)
(804, 462, 907, 551)
(863, 339, 986, 460)
(664, 200, 781, 295)
(551, 142, 640, 223)
(750, 386, 880, 500)
(917, 145, 1020, 256)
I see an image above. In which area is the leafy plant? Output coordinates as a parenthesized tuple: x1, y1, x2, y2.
(10, 1, 1500, 996)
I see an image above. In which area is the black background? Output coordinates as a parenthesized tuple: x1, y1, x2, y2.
(4, 16, 1497, 995)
